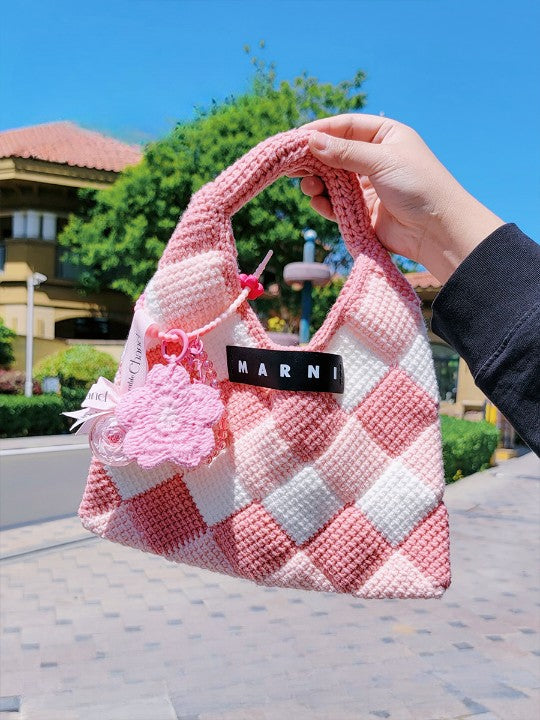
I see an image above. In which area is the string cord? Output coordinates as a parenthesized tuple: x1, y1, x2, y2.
(157, 250, 273, 341)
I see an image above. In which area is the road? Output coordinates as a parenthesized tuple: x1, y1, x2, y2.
(0, 441, 90, 529)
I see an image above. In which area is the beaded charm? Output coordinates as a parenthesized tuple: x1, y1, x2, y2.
(69, 251, 274, 470)
(114, 331, 225, 469)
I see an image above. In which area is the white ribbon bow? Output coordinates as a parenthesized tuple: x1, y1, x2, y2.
(63, 377, 123, 435)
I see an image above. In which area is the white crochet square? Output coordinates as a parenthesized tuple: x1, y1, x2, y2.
(201, 313, 257, 382)
(262, 465, 343, 545)
(183, 449, 251, 526)
(326, 326, 389, 412)
(106, 461, 178, 500)
(399, 333, 440, 402)
(356, 459, 438, 546)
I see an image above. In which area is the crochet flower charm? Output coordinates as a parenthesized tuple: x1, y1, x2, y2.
(115, 361, 224, 469)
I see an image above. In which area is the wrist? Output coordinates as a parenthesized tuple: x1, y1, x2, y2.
(422, 188, 504, 284)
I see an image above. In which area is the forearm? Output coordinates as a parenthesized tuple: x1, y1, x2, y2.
(423, 185, 504, 284)
(431, 223, 540, 455)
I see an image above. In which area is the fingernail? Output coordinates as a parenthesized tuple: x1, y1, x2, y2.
(310, 131, 328, 151)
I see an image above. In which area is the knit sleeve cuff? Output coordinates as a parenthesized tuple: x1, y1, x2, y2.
(431, 223, 540, 379)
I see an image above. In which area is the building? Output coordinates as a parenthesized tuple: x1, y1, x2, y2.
(0, 122, 487, 419)
(0, 121, 142, 366)
(406, 270, 486, 418)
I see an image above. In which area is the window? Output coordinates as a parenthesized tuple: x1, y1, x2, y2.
(10, 211, 60, 241)
(55, 217, 79, 279)
(0, 216, 11, 272)
(55, 252, 80, 280)
(55, 317, 130, 340)
(431, 343, 459, 402)
(0, 215, 12, 241)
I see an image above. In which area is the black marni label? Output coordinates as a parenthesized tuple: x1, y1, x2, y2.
(226, 345, 344, 393)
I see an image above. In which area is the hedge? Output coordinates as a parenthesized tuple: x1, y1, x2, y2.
(60, 385, 89, 413)
(34, 344, 118, 415)
(0, 394, 502, 474)
(440, 415, 499, 483)
(34, 345, 117, 386)
(0, 395, 65, 438)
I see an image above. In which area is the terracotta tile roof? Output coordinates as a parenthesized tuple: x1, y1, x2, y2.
(0, 121, 142, 172)
(405, 270, 442, 290)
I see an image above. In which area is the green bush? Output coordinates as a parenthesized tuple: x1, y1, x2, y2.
(34, 345, 117, 387)
(440, 415, 499, 483)
(0, 395, 65, 438)
(60, 385, 89, 413)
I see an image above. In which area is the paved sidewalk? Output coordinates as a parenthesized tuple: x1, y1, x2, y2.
(1, 453, 539, 720)
(0, 434, 87, 452)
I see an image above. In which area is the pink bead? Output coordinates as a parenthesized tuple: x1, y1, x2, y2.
(239, 273, 264, 299)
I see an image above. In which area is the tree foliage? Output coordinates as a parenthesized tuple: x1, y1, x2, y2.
(310, 277, 346, 335)
(34, 345, 117, 385)
(59, 56, 366, 308)
(0, 318, 15, 369)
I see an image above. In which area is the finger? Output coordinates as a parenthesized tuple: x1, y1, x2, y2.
(286, 168, 312, 178)
(300, 175, 326, 197)
(310, 195, 337, 222)
(303, 113, 393, 143)
(359, 175, 373, 192)
(309, 132, 386, 176)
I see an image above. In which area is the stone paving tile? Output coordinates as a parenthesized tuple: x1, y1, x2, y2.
(0, 452, 539, 719)
(0, 515, 94, 557)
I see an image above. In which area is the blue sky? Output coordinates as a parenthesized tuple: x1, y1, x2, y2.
(1, 0, 539, 240)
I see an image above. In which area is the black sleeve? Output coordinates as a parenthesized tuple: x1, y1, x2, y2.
(431, 223, 540, 456)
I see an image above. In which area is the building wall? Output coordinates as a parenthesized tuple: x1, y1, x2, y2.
(1, 282, 133, 340)
(11, 335, 124, 372)
(12, 334, 69, 370)
(422, 297, 485, 417)
(1, 175, 133, 347)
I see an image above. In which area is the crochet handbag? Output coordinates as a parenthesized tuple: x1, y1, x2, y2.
(74, 128, 451, 599)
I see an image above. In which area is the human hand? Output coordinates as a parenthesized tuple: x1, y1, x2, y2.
(295, 114, 503, 283)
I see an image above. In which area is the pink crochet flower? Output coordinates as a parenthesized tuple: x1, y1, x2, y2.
(115, 361, 224, 469)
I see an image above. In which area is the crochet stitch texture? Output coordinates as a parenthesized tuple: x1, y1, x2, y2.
(79, 128, 451, 599)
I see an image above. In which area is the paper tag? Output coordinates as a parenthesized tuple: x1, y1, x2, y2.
(120, 309, 156, 392)
(226, 346, 344, 393)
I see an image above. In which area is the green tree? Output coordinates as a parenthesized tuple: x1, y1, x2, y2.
(310, 277, 346, 335)
(0, 319, 16, 369)
(59, 57, 366, 311)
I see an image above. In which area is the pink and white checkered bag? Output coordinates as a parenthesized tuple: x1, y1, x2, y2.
(78, 128, 451, 599)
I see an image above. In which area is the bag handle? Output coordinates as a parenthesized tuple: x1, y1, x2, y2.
(163, 127, 380, 264)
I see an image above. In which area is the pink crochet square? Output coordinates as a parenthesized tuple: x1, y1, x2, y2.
(400, 423, 445, 492)
(399, 504, 451, 588)
(346, 271, 420, 365)
(232, 418, 301, 500)
(79, 461, 122, 517)
(264, 551, 336, 593)
(101, 503, 153, 553)
(223, 382, 272, 438)
(167, 529, 234, 574)
(212, 502, 296, 581)
(272, 391, 348, 463)
(305, 506, 393, 593)
(127, 474, 206, 555)
(356, 368, 439, 456)
(314, 416, 391, 504)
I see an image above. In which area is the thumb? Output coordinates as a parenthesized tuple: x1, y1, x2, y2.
(309, 131, 384, 177)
